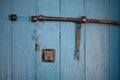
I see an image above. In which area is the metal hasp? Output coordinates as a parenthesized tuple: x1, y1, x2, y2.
(31, 15, 120, 61)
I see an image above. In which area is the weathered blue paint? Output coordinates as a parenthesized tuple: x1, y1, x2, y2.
(11, 0, 35, 80)
(85, 0, 110, 80)
(0, 0, 120, 80)
(35, 0, 61, 80)
(109, 0, 120, 80)
(85, 0, 120, 80)
(0, 0, 11, 80)
(61, 0, 85, 80)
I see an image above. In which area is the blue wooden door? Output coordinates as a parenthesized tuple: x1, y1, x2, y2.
(0, 0, 120, 80)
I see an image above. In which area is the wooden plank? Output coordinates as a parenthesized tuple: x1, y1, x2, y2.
(12, 0, 35, 80)
(85, 0, 110, 80)
(61, 0, 85, 80)
(110, 0, 120, 79)
(35, 0, 60, 80)
(0, 0, 11, 80)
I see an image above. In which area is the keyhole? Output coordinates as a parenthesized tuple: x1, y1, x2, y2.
(48, 56, 50, 60)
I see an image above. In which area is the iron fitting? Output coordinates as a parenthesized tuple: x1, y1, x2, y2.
(81, 16, 87, 23)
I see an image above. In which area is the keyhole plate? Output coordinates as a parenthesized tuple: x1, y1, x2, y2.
(42, 49, 55, 62)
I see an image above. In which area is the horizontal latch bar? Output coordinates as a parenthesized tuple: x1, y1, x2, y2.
(10, 14, 120, 25)
(31, 15, 86, 23)
(31, 15, 120, 25)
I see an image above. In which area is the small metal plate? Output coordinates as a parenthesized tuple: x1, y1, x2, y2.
(42, 49, 55, 62)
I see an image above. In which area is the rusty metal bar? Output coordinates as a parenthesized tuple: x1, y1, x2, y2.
(86, 19, 120, 25)
(31, 15, 83, 22)
(31, 15, 120, 25)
